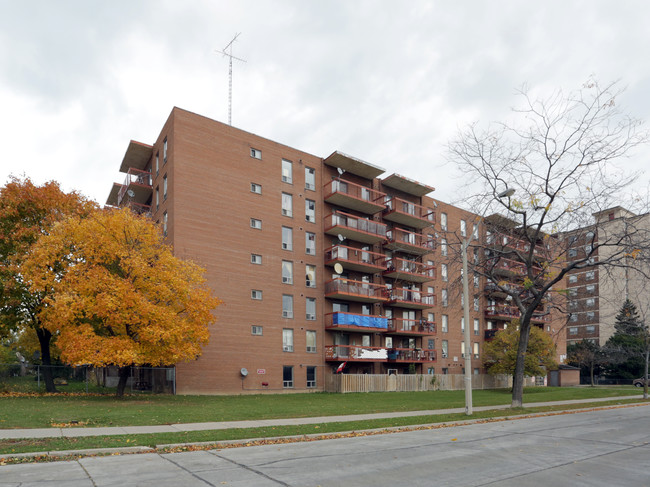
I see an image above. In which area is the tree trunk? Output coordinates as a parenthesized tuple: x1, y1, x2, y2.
(511, 319, 532, 408)
(116, 366, 131, 397)
(36, 327, 57, 393)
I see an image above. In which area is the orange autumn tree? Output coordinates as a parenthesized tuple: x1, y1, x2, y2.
(0, 176, 96, 392)
(23, 208, 220, 396)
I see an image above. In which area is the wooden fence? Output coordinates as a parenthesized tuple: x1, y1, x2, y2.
(324, 373, 534, 393)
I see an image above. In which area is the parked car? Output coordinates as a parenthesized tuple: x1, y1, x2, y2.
(632, 377, 649, 387)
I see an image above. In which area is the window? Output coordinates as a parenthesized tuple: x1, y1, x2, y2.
(568, 249, 577, 258)
(460, 219, 467, 237)
(428, 312, 435, 322)
(282, 226, 292, 250)
(332, 302, 349, 313)
(251, 183, 262, 194)
(442, 340, 448, 358)
(305, 199, 316, 223)
(306, 232, 316, 255)
(306, 297, 316, 320)
(282, 295, 293, 318)
(472, 223, 479, 240)
(586, 325, 596, 333)
(586, 284, 596, 293)
(569, 288, 578, 297)
(586, 271, 595, 280)
(155, 152, 159, 176)
(440, 238, 447, 256)
(305, 167, 316, 190)
(569, 327, 578, 335)
(428, 339, 435, 349)
(155, 186, 159, 211)
(163, 174, 168, 200)
(250, 218, 262, 229)
(441, 264, 448, 281)
(282, 260, 293, 284)
(569, 314, 578, 322)
(461, 341, 466, 358)
(569, 275, 578, 283)
(282, 159, 292, 183)
(306, 265, 316, 288)
(251, 290, 262, 300)
(251, 254, 262, 265)
(163, 137, 167, 163)
(441, 289, 448, 307)
(474, 319, 479, 336)
(162, 211, 168, 236)
(441, 314, 448, 333)
(586, 311, 595, 320)
(427, 367, 435, 375)
(440, 212, 448, 231)
(283, 365, 293, 388)
(251, 325, 263, 336)
(306, 366, 316, 388)
(281, 193, 293, 217)
(306, 330, 316, 353)
(586, 298, 595, 307)
(461, 317, 465, 333)
(474, 297, 480, 311)
(282, 328, 294, 352)
(250, 148, 262, 159)
(473, 342, 479, 359)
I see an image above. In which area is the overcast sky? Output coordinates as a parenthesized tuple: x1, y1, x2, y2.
(1, 0, 649, 206)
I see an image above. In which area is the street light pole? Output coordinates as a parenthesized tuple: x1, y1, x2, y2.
(461, 238, 473, 415)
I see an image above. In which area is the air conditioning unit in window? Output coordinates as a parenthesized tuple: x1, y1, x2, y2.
(282, 311, 293, 318)
(305, 183, 315, 190)
(282, 176, 291, 183)
(282, 243, 290, 250)
(283, 346, 293, 352)
(306, 314, 316, 320)
(306, 216, 315, 223)
(306, 248, 314, 254)
(282, 209, 292, 216)
(442, 353, 448, 358)
(282, 277, 292, 283)
(306, 346, 316, 353)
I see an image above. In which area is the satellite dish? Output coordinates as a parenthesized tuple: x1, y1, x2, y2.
(334, 263, 344, 274)
(337, 167, 345, 175)
(337, 234, 345, 242)
(126, 189, 135, 198)
(240, 367, 248, 377)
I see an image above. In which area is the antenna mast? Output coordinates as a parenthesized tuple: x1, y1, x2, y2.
(216, 33, 247, 126)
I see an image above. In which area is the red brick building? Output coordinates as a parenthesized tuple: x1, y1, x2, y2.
(107, 107, 565, 394)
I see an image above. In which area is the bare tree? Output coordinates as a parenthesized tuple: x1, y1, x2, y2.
(447, 79, 650, 407)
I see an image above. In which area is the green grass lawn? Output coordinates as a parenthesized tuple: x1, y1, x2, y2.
(0, 386, 639, 429)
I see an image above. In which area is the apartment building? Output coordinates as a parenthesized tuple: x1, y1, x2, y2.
(107, 107, 565, 394)
(565, 207, 650, 346)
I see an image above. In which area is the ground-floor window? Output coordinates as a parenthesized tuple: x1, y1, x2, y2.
(306, 366, 316, 388)
(283, 366, 293, 388)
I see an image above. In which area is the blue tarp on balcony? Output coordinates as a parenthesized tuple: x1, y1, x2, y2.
(332, 312, 388, 329)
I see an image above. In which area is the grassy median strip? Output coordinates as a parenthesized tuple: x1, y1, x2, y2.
(1, 398, 646, 457)
(0, 387, 639, 429)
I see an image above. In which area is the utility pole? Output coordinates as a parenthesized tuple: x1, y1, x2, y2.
(461, 238, 473, 415)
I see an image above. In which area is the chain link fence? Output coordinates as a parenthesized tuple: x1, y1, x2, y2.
(0, 363, 175, 394)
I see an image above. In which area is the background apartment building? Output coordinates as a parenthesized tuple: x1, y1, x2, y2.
(107, 107, 566, 394)
(565, 206, 650, 347)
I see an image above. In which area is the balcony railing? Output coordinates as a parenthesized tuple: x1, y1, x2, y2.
(323, 178, 386, 214)
(324, 211, 387, 244)
(384, 258, 436, 283)
(117, 167, 153, 207)
(488, 257, 527, 277)
(325, 278, 389, 303)
(385, 288, 435, 309)
(387, 318, 436, 335)
(325, 245, 386, 273)
(383, 196, 435, 229)
(484, 305, 550, 323)
(325, 312, 388, 332)
(486, 233, 548, 260)
(384, 227, 436, 255)
(123, 201, 152, 217)
(325, 345, 435, 362)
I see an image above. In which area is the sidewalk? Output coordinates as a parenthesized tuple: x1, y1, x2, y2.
(0, 395, 644, 440)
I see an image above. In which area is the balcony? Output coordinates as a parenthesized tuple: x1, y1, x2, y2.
(123, 201, 152, 218)
(325, 278, 389, 303)
(325, 312, 388, 333)
(385, 287, 435, 309)
(117, 168, 152, 206)
(484, 305, 550, 323)
(324, 211, 387, 245)
(387, 318, 436, 335)
(325, 245, 386, 273)
(384, 258, 436, 283)
(384, 227, 436, 255)
(488, 257, 527, 277)
(387, 348, 436, 363)
(383, 197, 435, 229)
(324, 345, 435, 362)
(487, 233, 549, 262)
(323, 179, 386, 214)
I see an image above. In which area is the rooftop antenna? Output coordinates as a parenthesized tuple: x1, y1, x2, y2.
(216, 33, 247, 126)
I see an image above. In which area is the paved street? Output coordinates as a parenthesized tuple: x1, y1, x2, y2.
(1, 404, 649, 486)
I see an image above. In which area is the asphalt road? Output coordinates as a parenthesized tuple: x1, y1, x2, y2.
(2, 404, 649, 486)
